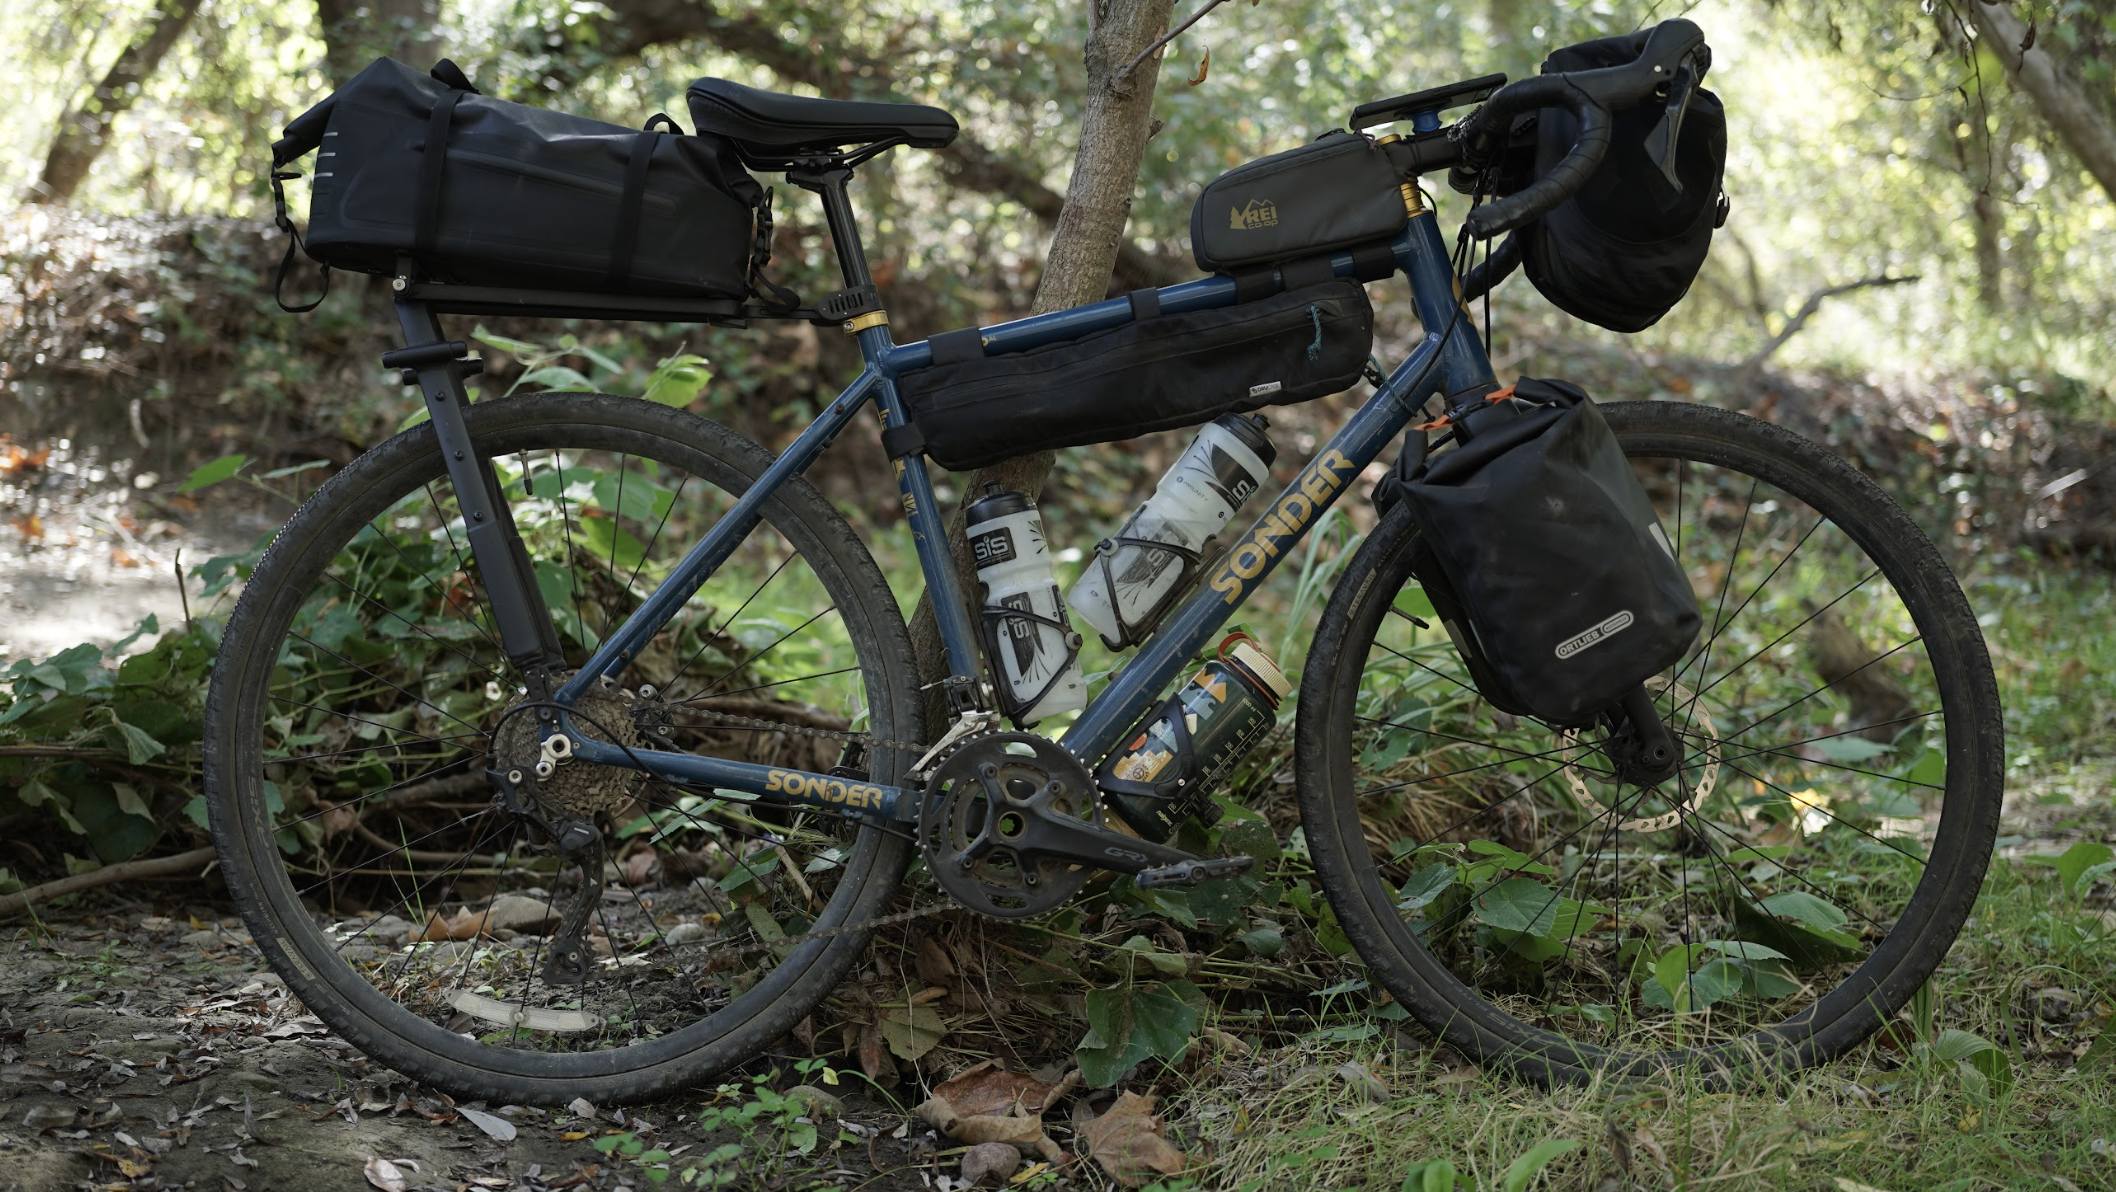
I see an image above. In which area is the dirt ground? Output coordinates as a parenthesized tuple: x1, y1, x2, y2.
(0, 903, 954, 1192)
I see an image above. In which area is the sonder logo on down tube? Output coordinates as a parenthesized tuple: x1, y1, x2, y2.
(1209, 450, 1357, 603)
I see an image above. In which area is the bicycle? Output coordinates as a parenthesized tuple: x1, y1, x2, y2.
(205, 20, 2002, 1105)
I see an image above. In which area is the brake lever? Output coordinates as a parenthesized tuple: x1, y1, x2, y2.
(1642, 58, 1702, 191)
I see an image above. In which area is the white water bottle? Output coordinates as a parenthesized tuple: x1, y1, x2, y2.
(1068, 414, 1276, 649)
(965, 486, 1086, 725)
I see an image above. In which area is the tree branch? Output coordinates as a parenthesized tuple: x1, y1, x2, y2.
(1115, 0, 1231, 87)
(562, 0, 1184, 289)
(28, 0, 203, 204)
(1738, 274, 1921, 376)
(0, 846, 217, 919)
(1966, 0, 2116, 204)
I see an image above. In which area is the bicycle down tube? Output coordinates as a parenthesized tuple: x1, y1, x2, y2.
(412, 205, 1493, 823)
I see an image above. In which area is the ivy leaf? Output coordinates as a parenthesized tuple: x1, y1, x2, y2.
(1397, 864, 1454, 912)
(1075, 980, 1201, 1088)
(101, 715, 167, 764)
(1473, 877, 1560, 938)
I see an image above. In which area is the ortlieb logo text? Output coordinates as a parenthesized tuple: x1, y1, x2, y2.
(1555, 610, 1634, 659)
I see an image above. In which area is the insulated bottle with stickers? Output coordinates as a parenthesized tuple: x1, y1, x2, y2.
(1096, 633, 1291, 841)
(965, 486, 1086, 725)
(1068, 415, 1276, 649)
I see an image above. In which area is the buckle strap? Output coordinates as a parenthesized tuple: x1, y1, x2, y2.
(605, 114, 681, 291)
(415, 88, 469, 257)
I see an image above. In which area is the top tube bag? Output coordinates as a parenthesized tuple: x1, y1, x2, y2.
(269, 57, 767, 301)
(1390, 378, 1700, 726)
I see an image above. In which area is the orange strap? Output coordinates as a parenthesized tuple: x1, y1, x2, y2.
(1415, 384, 1517, 432)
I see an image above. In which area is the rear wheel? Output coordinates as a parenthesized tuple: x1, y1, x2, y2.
(1297, 401, 2002, 1082)
(204, 392, 922, 1105)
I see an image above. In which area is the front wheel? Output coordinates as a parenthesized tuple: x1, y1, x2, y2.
(1296, 400, 2002, 1083)
(204, 393, 923, 1105)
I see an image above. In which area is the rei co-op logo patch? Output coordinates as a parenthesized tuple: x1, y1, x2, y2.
(1555, 610, 1634, 659)
(1230, 199, 1279, 230)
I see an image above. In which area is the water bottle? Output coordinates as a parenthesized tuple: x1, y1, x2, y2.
(1068, 415, 1276, 649)
(1097, 633, 1291, 842)
(964, 486, 1086, 725)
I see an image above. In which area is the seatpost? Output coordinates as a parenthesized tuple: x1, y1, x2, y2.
(787, 161, 876, 292)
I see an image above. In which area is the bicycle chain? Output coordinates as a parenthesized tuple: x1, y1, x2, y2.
(657, 706, 963, 956)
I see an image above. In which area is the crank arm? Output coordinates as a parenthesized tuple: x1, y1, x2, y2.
(1006, 786, 1199, 875)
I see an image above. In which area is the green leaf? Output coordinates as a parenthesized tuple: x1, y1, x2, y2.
(517, 365, 596, 392)
(642, 353, 712, 408)
(1732, 898, 1866, 969)
(183, 796, 209, 830)
(1473, 877, 1560, 938)
(474, 327, 551, 356)
(1238, 926, 1285, 958)
(1398, 1158, 1460, 1192)
(577, 515, 648, 574)
(1076, 980, 1201, 1088)
(2053, 840, 2115, 897)
(101, 716, 167, 764)
(1104, 935, 1189, 978)
(1905, 747, 1945, 789)
(1397, 864, 1454, 912)
(879, 1004, 946, 1061)
(69, 784, 159, 862)
(1759, 890, 1849, 932)
(1701, 939, 1790, 961)
(178, 453, 248, 493)
(18, 776, 88, 834)
(2077, 1017, 2113, 1071)
(1653, 948, 1694, 1012)
(1502, 1138, 1582, 1192)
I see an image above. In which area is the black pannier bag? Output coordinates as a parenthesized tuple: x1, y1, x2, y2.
(1512, 32, 1728, 332)
(1397, 379, 1700, 726)
(1191, 132, 1410, 272)
(270, 58, 765, 299)
(896, 280, 1373, 472)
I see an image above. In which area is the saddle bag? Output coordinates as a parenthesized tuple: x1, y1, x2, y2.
(269, 57, 767, 300)
(1190, 132, 1411, 273)
(1510, 32, 1729, 332)
(895, 280, 1373, 472)
(1395, 379, 1700, 726)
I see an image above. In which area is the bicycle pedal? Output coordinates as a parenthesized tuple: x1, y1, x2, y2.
(1134, 856, 1255, 889)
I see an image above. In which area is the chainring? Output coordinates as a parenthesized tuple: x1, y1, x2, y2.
(918, 733, 1102, 920)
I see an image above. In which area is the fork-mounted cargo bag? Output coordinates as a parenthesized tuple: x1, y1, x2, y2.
(270, 57, 766, 298)
(896, 280, 1373, 472)
(1190, 132, 1410, 272)
(1398, 379, 1700, 726)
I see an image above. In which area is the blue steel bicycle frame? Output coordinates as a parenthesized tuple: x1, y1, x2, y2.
(554, 207, 1494, 821)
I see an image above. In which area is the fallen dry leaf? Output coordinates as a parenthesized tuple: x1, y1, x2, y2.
(363, 1156, 409, 1192)
(1078, 1091, 1186, 1188)
(457, 1105, 517, 1141)
(913, 1061, 1075, 1165)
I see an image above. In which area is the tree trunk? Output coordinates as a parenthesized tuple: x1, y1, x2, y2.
(27, 0, 203, 205)
(905, 0, 1181, 723)
(1968, 0, 2116, 204)
(317, 0, 441, 87)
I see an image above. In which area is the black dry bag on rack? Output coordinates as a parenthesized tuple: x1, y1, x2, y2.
(1503, 31, 1728, 332)
(269, 57, 768, 300)
(1396, 379, 1700, 726)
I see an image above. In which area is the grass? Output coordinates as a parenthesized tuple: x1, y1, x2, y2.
(1160, 848, 2111, 1192)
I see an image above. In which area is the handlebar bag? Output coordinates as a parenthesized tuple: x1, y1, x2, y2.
(1397, 379, 1699, 726)
(1519, 33, 1728, 332)
(1190, 132, 1411, 272)
(270, 57, 765, 298)
(896, 279, 1372, 472)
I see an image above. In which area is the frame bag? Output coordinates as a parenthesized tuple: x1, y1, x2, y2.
(1511, 32, 1728, 332)
(1397, 379, 1700, 726)
(895, 280, 1373, 472)
(269, 58, 767, 306)
(1190, 132, 1410, 273)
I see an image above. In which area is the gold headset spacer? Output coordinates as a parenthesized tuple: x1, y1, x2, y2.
(1399, 181, 1426, 217)
(844, 310, 890, 334)
(1375, 133, 1403, 145)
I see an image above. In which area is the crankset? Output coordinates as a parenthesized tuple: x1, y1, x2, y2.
(918, 733, 1253, 919)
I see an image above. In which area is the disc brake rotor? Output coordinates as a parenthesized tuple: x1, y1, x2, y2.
(1560, 677, 1722, 832)
(919, 733, 1101, 919)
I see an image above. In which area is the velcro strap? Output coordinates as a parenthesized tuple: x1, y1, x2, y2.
(1279, 254, 1335, 292)
(1127, 287, 1162, 321)
(880, 421, 928, 459)
(1230, 268, 1276, 304)
(1350, 241, 1397, 282)
(928, 328, 985, 366)
(415, 89, 468, 256)
(605, 125, 664, 290)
